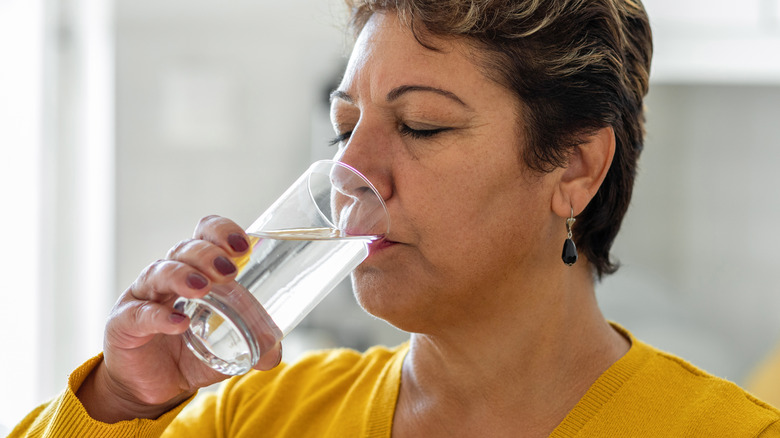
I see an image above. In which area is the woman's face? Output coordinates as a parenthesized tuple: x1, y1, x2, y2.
(330, 12, 561, 332)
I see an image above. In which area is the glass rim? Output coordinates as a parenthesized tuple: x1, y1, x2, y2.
(308, 159, 390, 237)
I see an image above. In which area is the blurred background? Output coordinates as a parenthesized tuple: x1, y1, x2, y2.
(1, 0, 780, 431)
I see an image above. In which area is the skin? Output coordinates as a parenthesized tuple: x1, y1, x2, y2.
(77, 9, 626, 435)
(330, 13, 629, 437)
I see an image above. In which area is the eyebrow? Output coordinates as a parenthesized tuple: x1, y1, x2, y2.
(329, 85, 469, 108)
(387, 85, 468, 108)
(329, 90, 353, 104)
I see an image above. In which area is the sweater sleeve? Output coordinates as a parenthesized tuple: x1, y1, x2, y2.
(758, 419, 780, 437)
(7, 354, 197, 438)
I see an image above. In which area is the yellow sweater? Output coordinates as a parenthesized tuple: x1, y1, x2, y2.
(10, 329, 780, 437)
(747, 344, 780, 408)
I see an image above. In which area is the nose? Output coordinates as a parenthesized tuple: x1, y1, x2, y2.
(332, 121, 393, 204)
(328, 161, 390, 237)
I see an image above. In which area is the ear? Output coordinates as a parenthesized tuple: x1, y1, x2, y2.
(551, 126, 616, 218)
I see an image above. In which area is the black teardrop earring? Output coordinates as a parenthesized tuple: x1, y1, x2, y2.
(562, 207, 578, 266)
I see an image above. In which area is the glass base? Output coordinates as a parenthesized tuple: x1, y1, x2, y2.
(174, 292, 259, 375)
(174, 283, 282, 376)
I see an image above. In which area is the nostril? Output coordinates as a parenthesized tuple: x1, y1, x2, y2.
(328, 163, 364, 197)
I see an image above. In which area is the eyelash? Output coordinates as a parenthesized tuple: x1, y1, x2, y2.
(399, 125, 451, 139)
(328, 132, 351, 146)
(328, 125, 451, 146)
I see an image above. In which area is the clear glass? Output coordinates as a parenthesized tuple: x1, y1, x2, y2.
(174, 160, 390, 375)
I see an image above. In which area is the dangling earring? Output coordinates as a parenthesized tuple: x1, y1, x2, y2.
(562, 207, 578, 266)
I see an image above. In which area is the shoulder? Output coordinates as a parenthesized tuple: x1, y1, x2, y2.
(628, 338, 780, 435)
(644, 341, 776, 410)
(574, 324, 780, 437)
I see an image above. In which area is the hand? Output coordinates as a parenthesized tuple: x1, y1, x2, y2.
(76, 216, 283, 422)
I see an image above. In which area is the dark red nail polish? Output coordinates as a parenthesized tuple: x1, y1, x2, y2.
(214, 256, 237, 275)
(169, 312, 187, 324)
(186, 272, 208, 290)
(228, 233, 249, 252)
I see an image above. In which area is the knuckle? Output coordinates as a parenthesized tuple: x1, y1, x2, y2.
(195, 215, 223, 235)
(194, 215, 241, 243)
(129, 262, 156, 294)
(135, 301, 163, 327)
(129, 259, 177, 302)
(132, 303, 153, 331)
(166, 239, 196, 259)
(199, 214, 222, 225)
(105, 301, 152, 343)
(132, 301, 146, 323)
(139, 259, 167, 282)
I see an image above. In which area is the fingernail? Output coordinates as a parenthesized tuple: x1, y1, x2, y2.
(228, 233, 249, 252)
(214, 256, 237, 275)
(169, 312, 187, 324)
(186, 272, 208, 290)
(275, 344, 283, 367)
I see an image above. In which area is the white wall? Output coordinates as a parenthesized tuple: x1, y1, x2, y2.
(599, 84, 780, 383)
(0, 0, 44, 428)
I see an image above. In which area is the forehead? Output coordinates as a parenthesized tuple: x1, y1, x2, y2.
(338, 12, 491, 100)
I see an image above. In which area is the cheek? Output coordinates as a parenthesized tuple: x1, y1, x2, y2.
(406, 182, 519, 263)
(419, 171, 544, 262)
(409, 169, 520, 231)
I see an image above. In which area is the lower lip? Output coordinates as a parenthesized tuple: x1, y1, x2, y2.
(367, 238, 396, 257)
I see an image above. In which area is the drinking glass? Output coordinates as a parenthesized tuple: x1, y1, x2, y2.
(173, 160, 390, 375)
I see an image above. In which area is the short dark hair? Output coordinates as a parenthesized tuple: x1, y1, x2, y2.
(345, 0, 653, 278)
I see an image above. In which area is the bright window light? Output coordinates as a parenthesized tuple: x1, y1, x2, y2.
(0, 0, 44, 429)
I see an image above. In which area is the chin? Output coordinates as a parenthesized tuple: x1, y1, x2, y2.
(350, 270, 395, 316)
(350, 270, 435, 334)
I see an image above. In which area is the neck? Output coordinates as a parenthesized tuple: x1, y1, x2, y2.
(396, 263, 630, 436)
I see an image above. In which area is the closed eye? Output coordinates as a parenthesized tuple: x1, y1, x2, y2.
(328, 131, 352, 146)
(400, 124, 452, 140)
(329, 125, 452, 146)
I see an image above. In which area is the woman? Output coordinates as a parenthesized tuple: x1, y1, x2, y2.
(11, 0, 780, 436)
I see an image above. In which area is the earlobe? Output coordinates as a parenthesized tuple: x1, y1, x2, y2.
(551, 126, 616, 217)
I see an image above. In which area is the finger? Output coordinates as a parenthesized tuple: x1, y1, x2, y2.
(128, 259, 211, 302)
(107, 300, 190, 349)
(253, 342, 283, 371)
(166, 238, 239, 283)
(193, 215, 251, 257)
